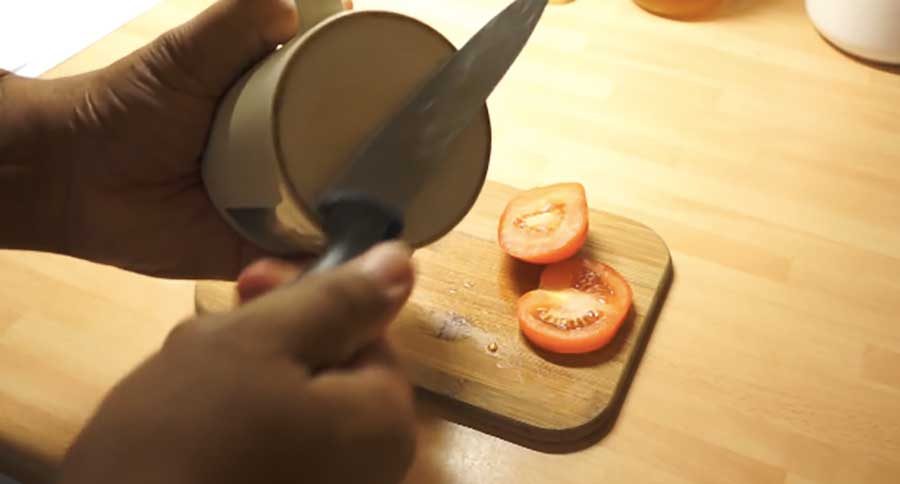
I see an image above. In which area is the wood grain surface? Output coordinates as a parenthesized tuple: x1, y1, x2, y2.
(2, 0, 900, 483)
(196, 181, 673, 446)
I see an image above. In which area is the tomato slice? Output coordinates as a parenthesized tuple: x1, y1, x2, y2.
(498, 183, 589, 264)
(540, 258, 633, 305)
(517, 257, 633, 354)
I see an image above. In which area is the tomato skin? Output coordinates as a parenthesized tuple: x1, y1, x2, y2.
(498, 183, 589, 264)
(516, 257, 633, 354)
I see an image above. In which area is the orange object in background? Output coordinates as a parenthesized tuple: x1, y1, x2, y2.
(633, 0, 723, 18)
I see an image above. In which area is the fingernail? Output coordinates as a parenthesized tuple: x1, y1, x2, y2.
(360, 242, 414, 303)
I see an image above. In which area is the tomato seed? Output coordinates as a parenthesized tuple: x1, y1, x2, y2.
(573, 267, 614, 295)
(513, 204, 565, 234)
(535, 306, 601, 331)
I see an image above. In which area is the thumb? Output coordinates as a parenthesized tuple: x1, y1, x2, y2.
(228, 242, 415, 368)
(132, 0, 299, 98)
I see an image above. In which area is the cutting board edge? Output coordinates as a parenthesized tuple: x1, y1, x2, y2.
(193, 179, 675, 450)
(193, 234, 673, 450)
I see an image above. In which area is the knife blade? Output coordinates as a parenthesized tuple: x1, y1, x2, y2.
(308, 0, 548, 273)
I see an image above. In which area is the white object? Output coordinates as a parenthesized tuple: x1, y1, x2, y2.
(0, 0, 159, 76)
(806, 0, 900, 65)
(202, 0, 491, 255)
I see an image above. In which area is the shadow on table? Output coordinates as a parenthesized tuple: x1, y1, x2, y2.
(818, 34, 900, 76)
(402, 407, 454, 484)
(0, 438, 53, 484)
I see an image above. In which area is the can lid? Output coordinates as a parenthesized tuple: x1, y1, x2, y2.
(272, 11, 491, 248)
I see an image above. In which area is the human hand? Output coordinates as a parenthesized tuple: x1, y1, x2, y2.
(59, 242, 417, 484)
(16, 0, 349, 278)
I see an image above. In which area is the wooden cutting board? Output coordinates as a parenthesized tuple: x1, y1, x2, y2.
(196, 181, 672, 448)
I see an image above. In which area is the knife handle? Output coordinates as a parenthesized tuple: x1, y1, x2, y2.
(301, 198, 403, 276)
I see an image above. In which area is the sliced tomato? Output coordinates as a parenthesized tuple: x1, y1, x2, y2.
(540, 257, 633, 305)
(498, 183, 589, 264)
(517, 257, 633, 354)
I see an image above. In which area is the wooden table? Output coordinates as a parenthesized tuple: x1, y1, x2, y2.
(3, 0, 900, 482)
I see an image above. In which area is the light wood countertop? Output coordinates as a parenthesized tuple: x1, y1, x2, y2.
(3, 0, 900, 482)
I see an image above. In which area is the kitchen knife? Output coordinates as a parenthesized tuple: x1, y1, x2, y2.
(306, 0, 549, 273)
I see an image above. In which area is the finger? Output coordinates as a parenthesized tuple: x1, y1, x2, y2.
(305, 365, 416, 484)
(336, 338, 398, 371)
(129, 0, 298, 98)
(236, 258, 304, 304)
(227, 241, 415, 368)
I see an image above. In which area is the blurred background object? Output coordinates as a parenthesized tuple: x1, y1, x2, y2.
(806, 0, 900, 65)
(632, 0, 723, 19)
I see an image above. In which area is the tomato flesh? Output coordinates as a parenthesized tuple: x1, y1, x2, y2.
(498, 183, 588, 264)
(517, 257, 633, 354)
(540, 257, 633, 305)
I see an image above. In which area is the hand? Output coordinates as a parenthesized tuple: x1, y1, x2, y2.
(7, 0, 350, 279)
(60, 242, 417, 484)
